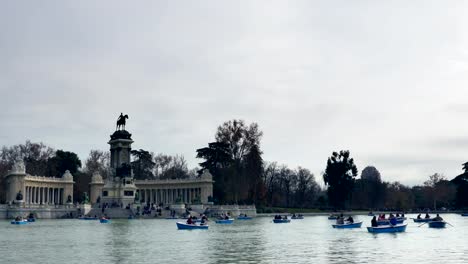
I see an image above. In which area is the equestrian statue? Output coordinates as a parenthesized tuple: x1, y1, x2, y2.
(116, 113, 129, 130)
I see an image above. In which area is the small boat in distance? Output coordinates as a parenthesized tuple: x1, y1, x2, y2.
(412, 218, 433, 223)
(100, 217, 111, 223)
(428, 221, 446, 228)
(237, 214, 253, 220)
(461, 213, 468, 217)
(176, 222, 209, 230)
(273, 219, 291, 223)
(291, 214, 304, 219)
(11, 220, 28, 225)
(215, 219, 234, 224)
(367, 223, 407, 233)
(328, 215, 339, 220)
(332, 221, 363, 229)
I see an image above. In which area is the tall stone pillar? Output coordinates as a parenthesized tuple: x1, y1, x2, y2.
(90, 172, 105, 205)
(5, 160, 27, 204)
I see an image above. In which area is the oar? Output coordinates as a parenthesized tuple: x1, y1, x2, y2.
(445, 221, 454, 227)
(418, 222, 428, 227)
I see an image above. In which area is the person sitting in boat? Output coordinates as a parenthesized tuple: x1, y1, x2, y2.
(200, 218, 207, 225)
(425, 213, 431, 219)
(282, 215, 288, 220)
(371, 216, 378, 227)
(186, 216, 194, 225)
(292, 213, 296, 218)
(389, 215, 398, 226)
(396, 213, 400, 217)
(224, 215, 229, 220)
(389, 213, 395, 219)
(417, 214, 421, 219)
(336, 216, 344, 225)
(378, 214, 386, 221)
(346, 216, 354, 223)
(433, 214, 443, 221)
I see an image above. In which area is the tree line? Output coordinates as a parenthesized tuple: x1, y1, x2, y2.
(1, 119, 468, 210)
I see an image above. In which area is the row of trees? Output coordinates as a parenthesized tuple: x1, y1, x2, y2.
(2, 119, 468, 209)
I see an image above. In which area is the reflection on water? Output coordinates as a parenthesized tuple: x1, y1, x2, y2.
(0, 214, 467, 264)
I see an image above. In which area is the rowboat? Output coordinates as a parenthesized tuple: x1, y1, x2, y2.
(428, 221, 446, 228)
(215, 219, 234, 224)
(461, 213, 468, 217)
(291, 216, 304, 220)
(367, 223, 407, 233)
(27, 218, 36, 222)
(332, 221, 362, 228)
(412, 218, 433, 223)
(176, 222, 209, 230)
(237, 216, 253, 220)
(99, 219, 110, 223)
(377, 218, 404, 226)
(328, 215, 339, 220)
(11, 220, 28, 225)
(273, 219, 291, 223)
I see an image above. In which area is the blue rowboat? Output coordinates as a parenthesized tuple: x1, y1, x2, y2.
(461, 213, 468, 217)
(27, 218, 35, 222)
(332, 221, 363, 229)
(412, 218, 432, 223)
(11, 220, 28, 225)
(367, 223, 407, 233)
(428, 221, 446, 228)
(328, 215, 339, 220)
(99, 219, 110, 223)
(237, 216, 253, 220)
(215, 219, 234, 224)
(377, 218, 404, 226)
(176, 222, 209, 230)
(291, 216, 304, 220)
(273, 219, 291, 223)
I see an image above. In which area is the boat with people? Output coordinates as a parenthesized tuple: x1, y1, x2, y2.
(367, 223, 407, 233)
(412, 218, 433, 223)
(100, 217, 111, 223)
(215, 219, 234, 224)
(428, 221, 446, 228)
(11, 220, 28, 225)
(27, 213, 35, 222)
(328, 215, 339, 220)
(461, 213, 468, 217)
(237, 213, 252, 220)
(332, 221, 363, 228)
(273, 215, 290, 223)
(291, 214, 304, 219)
(176, 222, 209, 230)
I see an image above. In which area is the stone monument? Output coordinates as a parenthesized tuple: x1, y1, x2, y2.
(100, 113, 137, 208)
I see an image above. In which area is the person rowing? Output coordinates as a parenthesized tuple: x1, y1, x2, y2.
(186, 216, 194, 225)
(433, 214, 443, 221)
(346, 215, 354, 224)
(389, 215, 398, 226)
(336, 214, 344, 225)
(417, 214, 421, 219)
(425, 213, 431, 219)
(371, 216, 378, 227)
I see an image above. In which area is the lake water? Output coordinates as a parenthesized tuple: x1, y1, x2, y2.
(1, 214, 467, 264)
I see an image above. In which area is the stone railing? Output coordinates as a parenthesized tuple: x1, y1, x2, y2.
(24, 175, 74, 183)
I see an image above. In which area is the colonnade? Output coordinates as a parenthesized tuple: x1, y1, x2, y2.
(24, 186, 65, 205)
(137, 188, 202, 204)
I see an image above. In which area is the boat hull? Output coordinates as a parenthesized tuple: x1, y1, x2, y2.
(27, 218, 35, 222)
(100, 219, 110, 223)
(367, 224, 407, 233)
(332, 221, 363, 228)
(215, 219, 234, 224)
(461, 213, 468, 217)
(291, 216, 304, 220)
(176, 222, 209, 230)
(428, 221, 446, 228)
(273, 219, 291, 223)
(11, 221, 28, 225)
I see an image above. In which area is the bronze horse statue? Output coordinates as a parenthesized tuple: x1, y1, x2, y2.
(116, 113, 129, 130)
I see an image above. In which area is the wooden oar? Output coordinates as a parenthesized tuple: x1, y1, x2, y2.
(445, 221, 454, 227)
(418, 222, 428, 227)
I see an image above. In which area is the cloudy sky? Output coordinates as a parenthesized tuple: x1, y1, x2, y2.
(1, 1, 468, 185)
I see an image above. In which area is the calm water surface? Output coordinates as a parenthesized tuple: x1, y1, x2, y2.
(1, 214, 467, 264)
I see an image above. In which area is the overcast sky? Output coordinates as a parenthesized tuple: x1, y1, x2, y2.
(1, 1, 468, 185)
